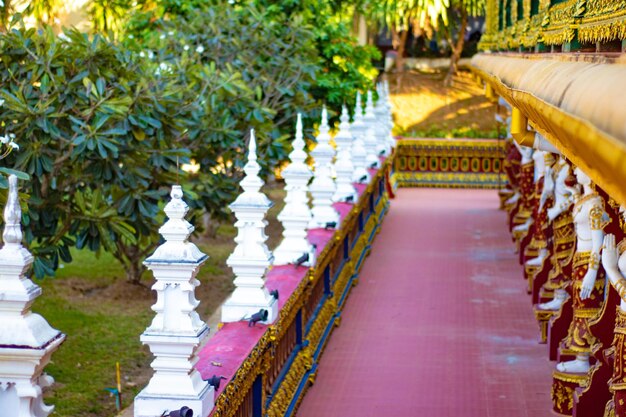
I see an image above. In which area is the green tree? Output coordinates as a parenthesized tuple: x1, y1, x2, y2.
(0, 0, 380, 282)
(125, 0, 320, 213)
(441, 0, 485, 84)
(88, 0, 140, 35)
(253, 0, 380, 119)
(361, 0, 484, 80)
(0, 26, 190, 282)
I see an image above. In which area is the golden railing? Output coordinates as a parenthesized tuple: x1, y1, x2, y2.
(209, 157, 392, 417)
(392, 138, 507, 189)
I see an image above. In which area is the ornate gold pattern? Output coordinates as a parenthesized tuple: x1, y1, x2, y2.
(573, 251, 591, 269)
(394, 139, 507, 189)
(605, 399, 615, 417)
(578, 0, 626, 43)
(552, 370, 589, 415)
(266, 346, 313, 417)
(609, 308, 626, 395)
(481, 0, 626, 50)
(534, 307, 556, 343)
(552, 379, 574, 413)
(307, 296, 337, 354)
(542, 1, 577, 45)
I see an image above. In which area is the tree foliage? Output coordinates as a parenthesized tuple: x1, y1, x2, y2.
(0, 0, 381, 281)
(363, 0, 484, 29)
(360, 0, 484, 76)
(0, 26, 188, 280)
(125, 0, 320, 199)
(256, 0, 380, 117)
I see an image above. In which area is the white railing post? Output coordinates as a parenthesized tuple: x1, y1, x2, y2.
(221, 130, 278, 324)
(350, 92, 371, 184)
(0, 175, 65, 417)
(363, 91, 381, 169)
(374, 85, 392, 157)
(274, 114, 315, 266)
(383, 80, 396, 151)
(309, 106, 340, 228)
(134, 184, 214, 417)
(332, 106, 358, 204)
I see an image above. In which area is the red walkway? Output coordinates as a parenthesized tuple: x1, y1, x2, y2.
(297, 188, 553, 417)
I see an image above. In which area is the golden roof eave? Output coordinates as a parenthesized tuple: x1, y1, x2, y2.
(470, 53, 626, 207)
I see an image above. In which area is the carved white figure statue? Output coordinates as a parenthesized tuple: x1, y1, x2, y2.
(503, 114, 522, 207)
(603, 210, 626, 312)
(537, 156, 575, 311)
(526, 152, 554, 267)
(0, 175, 65, 417)
(135, 184, 214, 417)
(600, 209, 626, 402)
(533, 150, 546, 184)
(382, 80, 396, 151)
(274, 114, 315, 266)
(221, 129, 278, 324)
(555, 167, 606, 373)
(309, 106, 340, 228)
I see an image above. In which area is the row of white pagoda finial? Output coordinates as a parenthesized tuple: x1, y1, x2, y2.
(0, 82, 394, 417)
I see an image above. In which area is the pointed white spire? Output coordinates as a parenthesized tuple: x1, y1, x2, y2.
(147, 185, 206, 262)
(221, 129, 278, 324)
(321, 106, 329, 130)
(350, 92, 371, 183)
(293, 113, 306, 154)
(3, 175, 23, 246)
(310, 106, 340, 228)
(0, 175, 65, 417)
(274, 114, 315, 266)
(240, 129, 265, 196)
(135, 183, 214, 417)
(332, 105, 358, 203)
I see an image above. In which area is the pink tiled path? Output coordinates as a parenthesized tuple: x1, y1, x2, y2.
(297, 188, 553, 417)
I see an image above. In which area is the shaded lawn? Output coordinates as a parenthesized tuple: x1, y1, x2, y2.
(388, 69, 501, 138)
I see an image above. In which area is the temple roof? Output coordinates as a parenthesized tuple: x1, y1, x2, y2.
(471, 53, 626, 207)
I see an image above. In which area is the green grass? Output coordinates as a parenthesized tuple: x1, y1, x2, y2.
(35, 291, 151, 417)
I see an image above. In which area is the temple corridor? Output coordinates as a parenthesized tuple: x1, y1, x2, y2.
(297, 188, 553, 417)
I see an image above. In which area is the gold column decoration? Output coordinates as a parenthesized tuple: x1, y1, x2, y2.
(510, 107, 535, 147)
(479, 0, 499, 51)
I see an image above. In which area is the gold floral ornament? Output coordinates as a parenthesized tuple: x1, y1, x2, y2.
(574, 0, 587, 18)
(590, 205, 610, 231)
